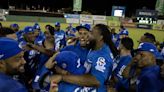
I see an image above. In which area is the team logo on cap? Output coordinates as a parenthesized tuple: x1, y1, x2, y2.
(62, 63, 67, 69)
(29, 28, 32, 31)
(123, 30, 127, 34)
(138, 43, 144, 49)
(150, 49, 154, 52)
(0, 54, 4, 59)
(76, 58, 81, 68)
(36, 25, 39, 29)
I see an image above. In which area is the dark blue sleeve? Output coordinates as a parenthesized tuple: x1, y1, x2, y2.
(13, 87, 28, 92)
(60, 32, 66, 46)
(60, 45, 73, 52)
(139, 75, 160, 92)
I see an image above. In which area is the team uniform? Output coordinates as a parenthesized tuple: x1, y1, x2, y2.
(54, 30, 66, 51)
(18, 26, 44, 89)
(0, 72, 27, 92)
(16, 30, 24, 41)
(113, 55, 132, 91)
(137, 65, 164, 92)
(33, 23, 46, 45)
(161, 47, 164, 58)
(32, 50, 54, 91)
(76, 44, 113, 92)
(111, 33, 118, 44)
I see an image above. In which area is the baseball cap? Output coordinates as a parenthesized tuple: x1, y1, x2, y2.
(54, 51, 85, 74)
(33, 23, 41, 30)
(55, 22, 60, 26)
(137, 42, 163, 60)
(10, 23, 19, 28)
(76, 24, 91, 31)
(23, 26, 34, 34)
(119, 30, 129, 35)
(0, 37, 22, 60)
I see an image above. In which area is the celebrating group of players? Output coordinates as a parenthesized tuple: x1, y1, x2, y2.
(0, 22, 164, 92)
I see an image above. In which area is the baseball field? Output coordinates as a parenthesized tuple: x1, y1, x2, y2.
(1, 21, 164, 48)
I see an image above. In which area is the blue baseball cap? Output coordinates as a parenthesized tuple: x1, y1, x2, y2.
(54, 51, 85, 74)
(23, 26, 34, 34)
(55, 22, 60, 26)
(10, 24, 19, 28)
(137, 42, 163, 60)
(72, 28, 77, 32)
(119, 30, 129, 35)
(76, 24, 91, 31)
(33, 23, 40, 30)
(0, 37, 22, 60)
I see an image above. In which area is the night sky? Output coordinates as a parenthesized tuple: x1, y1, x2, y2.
(0, 0, 157, 17)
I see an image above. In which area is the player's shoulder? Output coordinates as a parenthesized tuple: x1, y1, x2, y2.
(142, 66, 160, 79)
(60, 45, 76, 51)
(60, 30, 65, 33)
(0, 75, 27, 92)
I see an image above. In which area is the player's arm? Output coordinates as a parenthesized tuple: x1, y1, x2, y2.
(51, 74, 100, 87)
(122, 58, 137, 78)
(27, 43, 55, 56)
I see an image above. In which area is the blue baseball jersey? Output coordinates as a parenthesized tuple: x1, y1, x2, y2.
(32, 48, 55, 90)
(60, 43, 89, 65)
(78, 44, 113, 92)
(16, 30, 24, 41)
(114, 39, 120, 49)
(34, 31, 45, 46)
(111, 33, 118, 44)
(161, 47, 164, 58)
(137, 65, 164, 92)
(54, 30, 66, 50)
(0, 72, 27, 92)
(24, 50, 40, 80)
(113, 55, 132, 90)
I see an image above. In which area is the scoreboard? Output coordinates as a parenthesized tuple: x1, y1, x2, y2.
(137, 17, 157, 24)
(111, 6, 126, 17)
(136, 9, 158, 29)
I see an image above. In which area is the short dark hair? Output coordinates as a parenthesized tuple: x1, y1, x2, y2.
(121, 37, 134, 50)
(144, 32, 156, 43)
(0, 27, 15, 37)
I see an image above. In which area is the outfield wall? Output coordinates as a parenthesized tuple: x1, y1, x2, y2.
(5, 15, 164, 31)
(6, 15, 66, 23)
(1, 21, 164, 48)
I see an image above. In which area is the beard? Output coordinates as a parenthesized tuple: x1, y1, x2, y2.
(5, 63, 25, 76)
(86, 38, 96, 50)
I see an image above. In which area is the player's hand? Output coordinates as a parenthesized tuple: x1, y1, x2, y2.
(49, 81, 58, 92)
(49, 75, 62, 92)
(45, 52, 59, 69)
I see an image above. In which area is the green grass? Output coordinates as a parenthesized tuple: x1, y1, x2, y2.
(1, 21, 164, 48)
